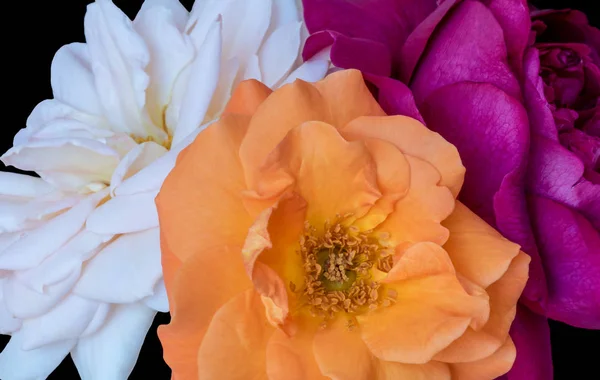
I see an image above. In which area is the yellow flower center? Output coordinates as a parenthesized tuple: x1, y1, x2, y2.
(293, 219, 397, 325)
(131, 134, 173, 150)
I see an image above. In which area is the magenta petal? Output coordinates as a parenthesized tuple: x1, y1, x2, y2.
(399, 0, 458, 82)
(529, 196, 600, 328)
(528, 134, 600, 230)
(420, 82, 528, 224)
(363, 74, 424, 122)
(487, 0, 531, 75)
(504, 306, 553, 380)
(410, 1, 522, 104)
(532, 9, 600, 64)
(302, 0, 438, 69)
(421, 82, 549, 305)
(523, 48, 560, 140)
(304, 31, 392, 76)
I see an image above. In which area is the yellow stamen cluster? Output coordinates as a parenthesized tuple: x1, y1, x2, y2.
(131, 134, 172, 150)
(293, 218, 397, 324)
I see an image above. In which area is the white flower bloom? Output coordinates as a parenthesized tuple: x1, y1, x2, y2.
(0, 0, 329, 378)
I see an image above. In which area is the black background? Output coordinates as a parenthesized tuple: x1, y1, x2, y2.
(0, 0, 598, 379)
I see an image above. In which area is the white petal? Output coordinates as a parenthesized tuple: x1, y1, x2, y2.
(109, 142, 167, 195)
(0, 190, 108, 271)
(21, 295, 100, 350)
(271, 0, 300, 28)
(28, 119, 115, 141)
(72, 303, 156, 380)
(0, 194, 80, 234)
(220, 0, 272, 62)
(0, 172, 53, 198)
(51, 43, 102, 115)
(74, 228, 162, 303)
(112, 123, 207, 196)
(278, 58, 330, 86)
(0, 279, 22, 334)
(258, 21, 301, 87)
(186, 0, 232, 42)
(84, 0, 164, 140)
(2, 138, 120, 191)
(112, 148, 177, 196)
(243, 54, 262, 81)
(134, 4, 194, 131)
(4, 268, 81, 319)
(0, 331, 75, 380)
(21, 99, 110, 146)
(205, 57, 241, 122)
(171, 19, 222, 146)
(15, 231, 113, 293)
(81, 303, 111, 337)
(0, 233, 21, 256)
(105, 133, 138, 159)
(86, 190, 159, 234)
(143, 279, 169, 312)
(137, 0, 189, 30)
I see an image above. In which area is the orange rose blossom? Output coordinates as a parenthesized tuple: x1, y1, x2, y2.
(155, 70, 530, 380)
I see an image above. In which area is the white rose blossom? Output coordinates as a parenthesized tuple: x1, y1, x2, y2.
(0, 0, 329, 378)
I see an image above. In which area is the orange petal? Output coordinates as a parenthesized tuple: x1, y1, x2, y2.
(450, 337, 517, 379)
(240, 79, 327, 186)
(313, 69, 385, 127)
(312, 319, 376, 379)
(375, 155, 454, 247)
(266, 321, 328, 380)
(357, 274, 489, 364)
(156, 114, 253, 263)
(353, 138, 411, 231)
(385, 242, 455, 282)
(341, 115, 465, 197)
(434, 252, 529, 363)
(259, 193, 308, 305)
(312, 318, 453, 380)
(158, 245, 251, 380)
(240, 193, 308, 327)
(160, 231, 182, 304)
(223, 79, 273, 116)
(376, 361, 451, 380)
(240, 70, 384, 187)
(442, 202, 521, 288)
(257, 121, 381, 228)
(197, 289, 274, 380)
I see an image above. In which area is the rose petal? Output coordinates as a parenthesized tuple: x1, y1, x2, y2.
(21, 295, 100, 350)
(197, 290, 274, 379)
(4, 268, 81, 319)
(0, 190, 107, 270)
(529, 196, 600, 328)
(258, 21, 302, 87)
(74, 228, 162, 303)
(86, 190, 159, 234)
(50, 42, 103, 116)
(410, 1, 522, 103)
(170, 18, 222, 145)
(0, 331, 75, 380)
(72, 302, 155, 379)
(84, 0, 165, 139)
(133, 4, 194, 133)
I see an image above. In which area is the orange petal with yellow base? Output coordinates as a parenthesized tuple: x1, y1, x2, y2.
(256, 121, 381, 227)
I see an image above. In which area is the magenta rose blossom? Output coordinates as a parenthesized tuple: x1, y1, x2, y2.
(303, 0, 599, 379)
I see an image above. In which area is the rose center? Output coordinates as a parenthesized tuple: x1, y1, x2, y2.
(293, 219, 397, 324)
